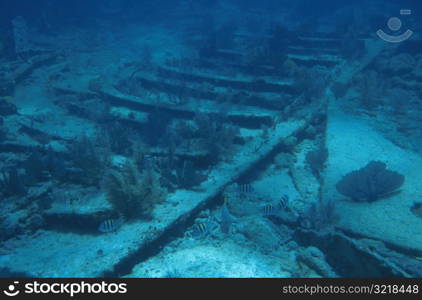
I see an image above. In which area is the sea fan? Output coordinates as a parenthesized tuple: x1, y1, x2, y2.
(336, 161, 404, 202)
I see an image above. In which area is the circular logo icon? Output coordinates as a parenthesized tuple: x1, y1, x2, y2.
(3, 282, 20, 297)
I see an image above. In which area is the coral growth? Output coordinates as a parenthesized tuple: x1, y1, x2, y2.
(302, 199, 339, 231)
(103, 160, 166, 220)
(386, 88, 414, 114)
(0, 167, 27, 197)
(23, 146, 66, 184)
(243, 23, 293, 72)
(292, 66, 328, 101)
(98, 120, 135, 155)
(336, 161, 404, 202)
(175, 160, 207, 189)
(274, 152, 295, 169)
(0, 99, 17, 116)
(155, 156, 207, 191)
(193, 113, 239, 164)
(375, 53, 416, 74)
(69, 135, 110, 186)
(169, 113, 238, 165)
(306, 146, 328, 178)
(143, 110, 172, 146)
(355, 70, 388, 109)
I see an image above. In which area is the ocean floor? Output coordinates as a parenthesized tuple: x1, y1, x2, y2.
(1, 16, 422, 278)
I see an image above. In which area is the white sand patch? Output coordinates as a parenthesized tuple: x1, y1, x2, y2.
(324, 105, 422, 252)
(128, 240, 291, 278)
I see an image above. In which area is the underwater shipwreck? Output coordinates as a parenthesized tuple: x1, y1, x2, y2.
(0, 0, 422, 278)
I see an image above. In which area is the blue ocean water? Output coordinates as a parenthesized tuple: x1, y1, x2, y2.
(0, 0, 421, 278)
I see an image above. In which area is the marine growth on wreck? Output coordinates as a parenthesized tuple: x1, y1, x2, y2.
(0, 0, 421, 279)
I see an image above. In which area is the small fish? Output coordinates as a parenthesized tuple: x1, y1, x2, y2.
(279, 194, 289, 209)
(189, 223, 209, 238)
(188, 221, 218, 238)
(237, 183, 254, 196)
(98, 217, 124, 233)
(262, 203, 278, 216)
(262, 195, 290, 216)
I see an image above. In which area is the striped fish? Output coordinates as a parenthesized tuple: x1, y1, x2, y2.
(262, 195, 290, 216)
(188, 222, 218, 238)
(237, 183, 254, 196)
(279, 194, 289, 209)
(191, 223, 208, 237)
(98, 217, 124, 233)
